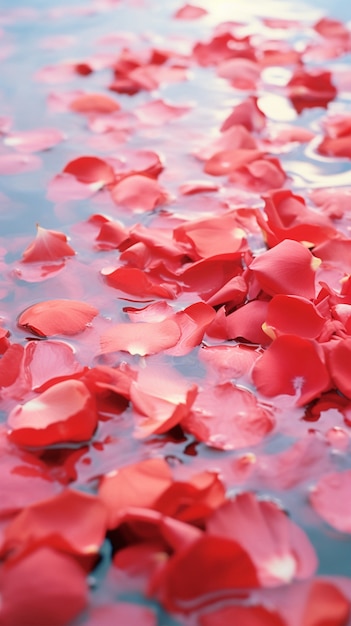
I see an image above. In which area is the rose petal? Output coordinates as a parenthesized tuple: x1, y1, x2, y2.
(0, 547, 88, 626)
(183, 382, 274, 450)
(18, 299, 98, 337)
(100, 319, 181, 356)
(21, 225, 75, 263)
(252, 335, 330, 406)
(7, 379, 98, 447)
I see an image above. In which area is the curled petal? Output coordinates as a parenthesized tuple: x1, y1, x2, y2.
(131, 364, 198, 437)
(21, 225, 75, 263)
(7, 379, 98, 447)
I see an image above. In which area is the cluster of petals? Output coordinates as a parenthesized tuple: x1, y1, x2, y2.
(2, 4, 351, 626)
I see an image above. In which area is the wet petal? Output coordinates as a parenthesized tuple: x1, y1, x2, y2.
(208, 493, 318, 586)
(249, 239, 320, 299)
(21, 225, 75, 263)
(252, 335, 331, 406)
(7, 379, 98, 447)
(18, 299, 98, 337)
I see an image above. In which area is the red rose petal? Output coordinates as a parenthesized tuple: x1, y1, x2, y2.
(156, 535, 258, 613)
(7, 379, 98, 447)
(317, 136, 351, 159)
(21, 225, 75, 263)
(100, 318, 181, 356)
(249, 239, 320, 299)
(287, 69, 337, 113)
(264, 295, 326, 340)
(204, 149, 263, 176)
(63, 156, 115, 186)
(183, 383, 274, 450)
(225, 300, 270, 345)
(310, 470, 351, 533)
(258, 189, 337, 247)
(110, 174, 168, 211)
(0, 547, 88, 626)
(252, 335, 330, 406)
(18, 299, 98, 337)
(102, 266, 178, 299)
(302, 580, 350, 626)
(4, 489, 107, 559)
(154, 471, 225, 524)
(199, 344, 259, 383)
